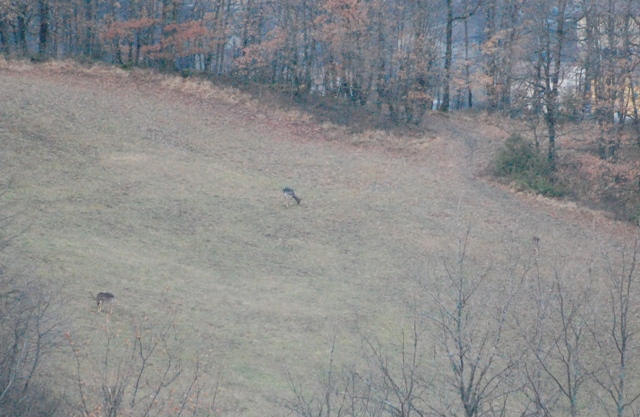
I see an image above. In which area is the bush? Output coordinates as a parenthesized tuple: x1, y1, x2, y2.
(495, 134, 564, 197)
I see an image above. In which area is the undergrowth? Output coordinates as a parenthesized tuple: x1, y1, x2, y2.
(495, 134, 565, 197)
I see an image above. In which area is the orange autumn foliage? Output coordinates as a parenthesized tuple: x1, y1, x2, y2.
(143, 21, 210, 60)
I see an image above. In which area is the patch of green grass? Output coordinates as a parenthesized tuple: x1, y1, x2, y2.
(495, 134, 564, 197)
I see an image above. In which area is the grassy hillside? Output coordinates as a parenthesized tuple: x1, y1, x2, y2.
(0, 60, 636, 416)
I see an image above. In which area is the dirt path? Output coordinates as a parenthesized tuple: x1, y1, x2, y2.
(0, 61, 636, 415)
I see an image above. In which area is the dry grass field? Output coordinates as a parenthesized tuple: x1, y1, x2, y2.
(0, 59, 637, 416)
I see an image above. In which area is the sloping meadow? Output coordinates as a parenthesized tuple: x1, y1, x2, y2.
(0, 62, 637, 416)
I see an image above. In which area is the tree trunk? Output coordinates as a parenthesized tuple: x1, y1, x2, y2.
(84, 0, 94, 57)
(16, 7, 29, 55)
(38, 0, 49, 56)
(440, 0, 453, 112)
(548, 0, 567, 168)
(484, 0, 497, 110)
(463, 0, 471, 108)
(0, 19, 9, 54)
(215, 0, 231, 75)
(546, 108, 557, 167)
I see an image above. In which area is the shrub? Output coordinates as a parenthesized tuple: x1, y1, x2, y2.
(495, 134, 564, 197)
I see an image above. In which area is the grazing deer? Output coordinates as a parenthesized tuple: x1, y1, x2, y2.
(282, 187, 301, 207)
(90, 292, 115, 314)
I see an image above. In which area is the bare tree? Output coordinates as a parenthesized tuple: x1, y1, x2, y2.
(286, 322, 434, 417)
(286, 333, 385, 417)
(420, 228, 520, 417)
(589, 238, 640, 417)
(516, 261, 595, 417)
(526, 0, 574, 167)
(360, 324, 431, 417)
(0, 274, 66, 417)
(440, 0, 481, 112)
(481, 0, 524, 112)
(68, 308, 218, 417)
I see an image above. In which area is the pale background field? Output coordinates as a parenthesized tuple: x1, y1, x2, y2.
(0, 61, 633, 415)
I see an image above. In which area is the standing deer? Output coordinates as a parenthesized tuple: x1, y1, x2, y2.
(90, 292, 116, 314)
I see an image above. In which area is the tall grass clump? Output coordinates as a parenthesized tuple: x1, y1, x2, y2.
(495, 134, 564, 197)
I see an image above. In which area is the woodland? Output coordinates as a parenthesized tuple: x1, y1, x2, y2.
(1, 0, 639, 136)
